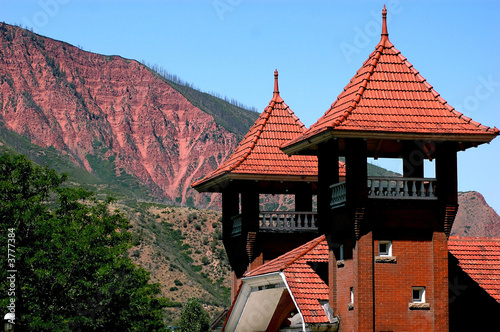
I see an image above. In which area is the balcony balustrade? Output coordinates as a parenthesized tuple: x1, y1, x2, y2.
(231, 212, 318, 236)
(367, 177, 437, 200)
(330, 177, 438, 208)
(259, 211, 318, 233)
(330, 182, 347, 208)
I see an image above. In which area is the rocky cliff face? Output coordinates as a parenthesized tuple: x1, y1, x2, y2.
(452, 191, 500, 237)
(0, 23, 243, 207)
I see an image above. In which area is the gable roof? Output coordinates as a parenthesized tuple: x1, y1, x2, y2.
(192, 70, 345, 192)
(282, 6, 498, 155)
(448, 236, 500, 303)
(245, 235, 330, 324)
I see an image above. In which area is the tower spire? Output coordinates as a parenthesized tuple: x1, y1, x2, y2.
(274, 69, 279, 94)
(273, 69, 283, 102)
(380, 5, 389, 44)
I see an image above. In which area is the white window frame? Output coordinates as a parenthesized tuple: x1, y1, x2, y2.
(412, 286, 426, 303)
(378, 240, 392, 256)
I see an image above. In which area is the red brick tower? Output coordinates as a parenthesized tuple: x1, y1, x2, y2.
(282, 6, 498, 332)
(192, 71, 345, 300)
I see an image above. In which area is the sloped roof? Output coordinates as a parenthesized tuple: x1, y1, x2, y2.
(245, 235, 330, 324)
(448, 236, 500, 303)
(193, 70, 344, 192)
(228, 235, 500, 329)
(282, 6, 498, 155)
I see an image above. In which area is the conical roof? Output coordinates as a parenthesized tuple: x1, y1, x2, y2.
(282, 6, 498, 155)
(192, 71, 344, 192)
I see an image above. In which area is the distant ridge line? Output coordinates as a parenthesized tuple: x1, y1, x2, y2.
(141, 60, 259, 113)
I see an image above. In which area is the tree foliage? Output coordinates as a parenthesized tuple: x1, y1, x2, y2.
(0, 153, 166, 331)
(178, 298, 210, 332)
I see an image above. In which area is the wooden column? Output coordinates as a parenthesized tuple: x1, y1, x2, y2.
(317, 139, 340, 318)
(317, 139, 339, 228)
(222, 187, 239, 243)
(435, 142, 458, 205)
(241, 181, 260, 272)
(402, 141, 425, 178)
(345, 138, 367, 203)
(241, 181, 260, 233)
(295, 182, 313, 212)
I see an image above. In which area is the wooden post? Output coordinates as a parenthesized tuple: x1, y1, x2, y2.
(241, 181, 260, 233)
(241, 181, 260, 271)
(295, 182, 313, 212)
(345, 138, 367, 203)
(318, 139, 339, 229)
(402, 141, 424, 178)
(222, 186, 239, 243)
(435, 142, 458, 205)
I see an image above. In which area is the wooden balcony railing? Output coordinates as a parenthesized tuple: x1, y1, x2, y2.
(330, 177, 438, 207)
(330, 182, 347, 208)
(367, 177, 437, 200)
(230, 212, 318, 236)
(259, 212, 318, 233)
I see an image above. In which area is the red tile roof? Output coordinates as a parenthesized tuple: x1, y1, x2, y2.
(283, 6, 498, 154)
(192, 70, 345, 192)
(245, 235, 330, 324)
(448, 236, 500, 303)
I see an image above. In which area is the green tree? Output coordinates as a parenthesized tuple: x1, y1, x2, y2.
(0, 153, 167, 331)
(178, 298, 210, 332)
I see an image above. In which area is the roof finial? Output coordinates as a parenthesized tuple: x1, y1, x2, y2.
(274, 69, 279, 95)
(381, 5, 389, 43)
(272, 69, 283, 102)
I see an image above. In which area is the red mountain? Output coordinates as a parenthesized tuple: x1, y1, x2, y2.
(453, 191, 500, 237)
(0, 23, 258, 207)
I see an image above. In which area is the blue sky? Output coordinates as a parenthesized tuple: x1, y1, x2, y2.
(2, 0, 500, 214)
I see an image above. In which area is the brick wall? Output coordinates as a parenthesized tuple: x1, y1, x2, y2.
(331, 206, 449, 331)
(374, 235, 435, 331)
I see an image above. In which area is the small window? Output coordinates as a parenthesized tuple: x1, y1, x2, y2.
(412, 287, 426, 303)
(379, 241, 392, 256)
(339, 245, 344, 261)
(347, 287, 355, 310)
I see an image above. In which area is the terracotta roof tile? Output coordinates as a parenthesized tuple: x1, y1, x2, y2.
(245, 235, 330, 324)
(283, 8, 498, 153)
(448, 236, 500, 303)
(193, 70, 345, 191)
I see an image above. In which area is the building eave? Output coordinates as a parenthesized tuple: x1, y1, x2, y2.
(282, 128, 497, 156)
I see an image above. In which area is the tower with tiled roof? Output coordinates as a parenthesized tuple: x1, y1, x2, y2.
(281, 6, 498, 332)
(192, 70, 345, 299)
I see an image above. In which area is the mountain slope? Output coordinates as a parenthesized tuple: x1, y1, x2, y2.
(0, 22, 258, 207)
(452, 191, 500, 237)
